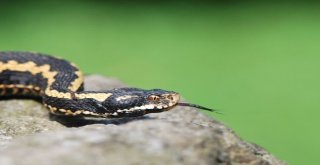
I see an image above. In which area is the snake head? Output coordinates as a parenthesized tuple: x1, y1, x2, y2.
(101, 88, 180, 118)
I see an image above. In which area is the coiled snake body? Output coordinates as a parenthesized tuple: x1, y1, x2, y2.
(0, 51, 212, 118)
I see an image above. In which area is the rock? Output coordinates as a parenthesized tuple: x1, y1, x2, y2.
(0, 75, 286, 165)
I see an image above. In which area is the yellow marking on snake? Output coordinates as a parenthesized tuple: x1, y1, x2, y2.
(59, 109, 67, 112)
(0, 60, 78, 99)
(46, 105, 57, 113)
(0, 61, 58, 85)
(69, 62, 84, 91)
(54, 108, 99, 116)
(66, 110, 75, 115)
(12, 88, 19, 94)
(69, 70, 83, 91)
(75, 93, 112, 102)
(116, 95, 139, 101)
(0, 84, 42, 94)
(45, 89, 71, 99)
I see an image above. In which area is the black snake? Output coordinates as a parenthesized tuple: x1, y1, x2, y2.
(0, 51, 213, 118)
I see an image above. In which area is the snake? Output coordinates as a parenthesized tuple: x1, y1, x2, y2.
(0, 51, 213, 118)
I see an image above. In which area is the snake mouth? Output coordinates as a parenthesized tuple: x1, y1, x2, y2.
(107, 104, 174, 118)
(116, 104, 172, 113)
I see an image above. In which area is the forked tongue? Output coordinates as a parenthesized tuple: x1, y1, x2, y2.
(177, 103, 220, 113)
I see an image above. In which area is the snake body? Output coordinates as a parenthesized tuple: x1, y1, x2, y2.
(0, 51, 181, 118)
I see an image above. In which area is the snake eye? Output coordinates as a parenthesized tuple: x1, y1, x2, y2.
(167, 95, 174, 100)
(148, 95, 160, 102)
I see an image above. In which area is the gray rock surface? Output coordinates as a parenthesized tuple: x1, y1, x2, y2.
(0, 75, 285, 165)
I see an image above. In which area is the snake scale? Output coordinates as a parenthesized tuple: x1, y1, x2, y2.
(0, 51, 213, 118)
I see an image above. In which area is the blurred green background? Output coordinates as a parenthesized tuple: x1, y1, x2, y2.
(1, 1, 320, 164)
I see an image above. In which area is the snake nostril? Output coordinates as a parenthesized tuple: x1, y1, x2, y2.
(148, 95, 160, 101)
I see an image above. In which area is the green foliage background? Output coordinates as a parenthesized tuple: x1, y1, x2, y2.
(1, 1, 319, 164)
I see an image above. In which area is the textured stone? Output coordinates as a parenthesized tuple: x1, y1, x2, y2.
(0, 75, 286, 165)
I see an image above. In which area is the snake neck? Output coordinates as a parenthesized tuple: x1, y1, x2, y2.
(42, 90, 112, 117)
